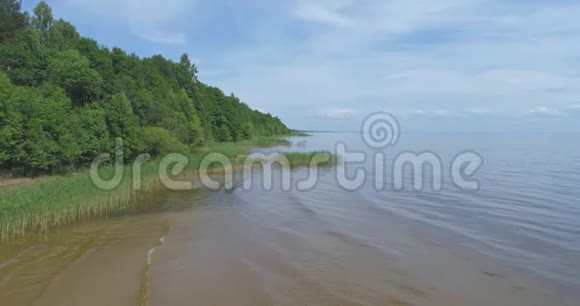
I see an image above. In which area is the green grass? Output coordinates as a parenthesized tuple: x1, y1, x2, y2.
(290, 130, 311, 137)
(276, 151, 339, 168)
(195, 136, 290, 156)
(0, 136, 336, 243)
(238, 136, 292, 148)
(0, 163, 161, 242)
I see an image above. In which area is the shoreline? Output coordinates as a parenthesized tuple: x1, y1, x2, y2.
(0, 136, 337, 243)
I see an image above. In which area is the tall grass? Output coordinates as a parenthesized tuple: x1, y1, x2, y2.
(0, 136, 336, 242)
(0, 162, 162, 242)
(290, 131, 311, 137)
(277, 151, 339, 168)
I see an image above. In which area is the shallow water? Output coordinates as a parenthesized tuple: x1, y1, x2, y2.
(0, 132, 579, 305)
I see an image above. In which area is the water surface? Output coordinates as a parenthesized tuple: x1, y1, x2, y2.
(1, 132, 578, 305)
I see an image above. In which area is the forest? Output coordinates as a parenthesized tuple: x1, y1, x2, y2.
(0, 0, 290, 176)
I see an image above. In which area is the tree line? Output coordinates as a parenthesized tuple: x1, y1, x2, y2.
(0, 0, 290, 175)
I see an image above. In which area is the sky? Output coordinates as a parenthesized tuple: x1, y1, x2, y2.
(22, 0, 580, 132)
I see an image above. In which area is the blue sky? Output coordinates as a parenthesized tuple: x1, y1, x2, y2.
(23, 0, 580, 132)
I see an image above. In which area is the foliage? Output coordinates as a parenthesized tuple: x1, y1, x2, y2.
(143, 127, 190, 156)
(30, 0, 52, 35)
(47, 49, 102, 103)
(0, 1, 290, 175)
(0, 0, 27, 42)
(241, 122, 255, 140)
(0, 74, 78, 175)
(72, 104, 112, 164)
(104, 93, 144, 159)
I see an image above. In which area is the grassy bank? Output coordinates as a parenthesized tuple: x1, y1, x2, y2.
(279, 152, 339, 168)
(0, 137, 337, 242)
(290, 130, 311, 137)
(0, 162, 162, 242)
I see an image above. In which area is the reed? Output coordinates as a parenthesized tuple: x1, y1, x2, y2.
(278, 151, 339, 168)
(0, 137, 337, 242)
(235, 136, 291, 149)
(0, 162, 162, 242)
(290, 131, 311, 137)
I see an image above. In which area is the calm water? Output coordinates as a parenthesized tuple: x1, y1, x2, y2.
(282, 133, 580, 292)
(1, 132, 579, 306)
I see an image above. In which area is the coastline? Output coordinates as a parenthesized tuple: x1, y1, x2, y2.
(0, 135, 337, 243)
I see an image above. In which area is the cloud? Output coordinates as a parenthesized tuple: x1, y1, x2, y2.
(412, 109, 493, 118)
(136, 32, 187, 45)
(51, 0, 580, 131)
(528, 106, 564, 117)
(565, 104, 580, 117)
(524, 104, 580, 117)
(56, 0, 193, 44)
(467, 109, 496, 115)
(323, 107, 356, 118)
(126, 0, 191, 44)
(292, 0, 354, 27)
(291, 0, 482, 35)
(206, 1, 580, 123)
(427, 110, 459, 117)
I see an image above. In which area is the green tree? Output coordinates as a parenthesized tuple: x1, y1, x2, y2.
(179, 53, 198, 82)
(143, 127, 189, 156)
(104, 93, 143, 159)
(240, 122, 255, 140)
(75, 38, 115, 98)
(0, 77, 78, 174)
(48, 19, 80, 50)
(0, 0, 292, 176)
(173, 89, 203, 144)
(72, 104, 112, 164)
(31, 0, 53, 35)
(0, 0, 27, 42)
(0, 28, 47, 86)
(215, 125, 232, 142)
(0, 73, 23, 168)
(48, 49, 102, 104)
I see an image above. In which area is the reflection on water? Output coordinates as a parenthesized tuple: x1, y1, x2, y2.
(0, 132, 579, 306)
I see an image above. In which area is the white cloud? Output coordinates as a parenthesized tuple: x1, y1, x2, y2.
(57, 0, 193, 44)
(206, 1, 580, 125)
(291, 0, 482, 35)
(323, 107, 356, 118)
(54, 0, 580, 130)
(136, 32, 187, 45)
(410, 108, 502, 119)
(412, 109, 460, 118)
(468, 109, 496, 115)
(528, 106, 564, 117)
(292, 0, 354, 27)
(126, 0, 191, 44)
